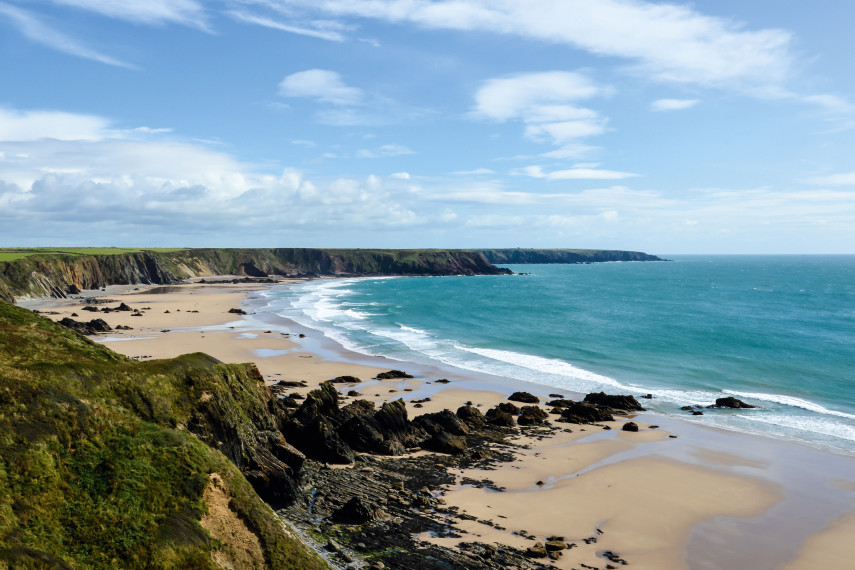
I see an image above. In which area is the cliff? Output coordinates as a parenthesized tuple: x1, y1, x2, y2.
(0, 248, 511, 302)
(475, 248, 665, 264)
(0, 301, 329, 569)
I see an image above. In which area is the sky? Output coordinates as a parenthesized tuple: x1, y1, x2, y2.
(1, 1, 854, 254)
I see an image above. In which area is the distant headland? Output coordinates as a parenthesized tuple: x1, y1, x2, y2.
(0, 247, 665, 302)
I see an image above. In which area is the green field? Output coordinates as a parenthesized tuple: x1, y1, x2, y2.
(0, 247, 188, 262)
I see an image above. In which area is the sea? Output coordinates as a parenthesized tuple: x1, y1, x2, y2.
(258, 255, 855, 456)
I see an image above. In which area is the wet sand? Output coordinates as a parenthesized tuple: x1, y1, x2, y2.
(24, 281, 855, 569)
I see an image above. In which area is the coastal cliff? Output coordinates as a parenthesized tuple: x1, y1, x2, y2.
(0, 248, 510, 302)
(475, 248, 665, 264)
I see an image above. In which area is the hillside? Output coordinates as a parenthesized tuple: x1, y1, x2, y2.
(0, 301, 330, 569)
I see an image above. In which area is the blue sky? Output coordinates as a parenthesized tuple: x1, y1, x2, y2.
(1, 0, 854, 253)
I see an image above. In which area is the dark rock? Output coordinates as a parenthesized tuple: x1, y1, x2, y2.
(375, 370, 414, 380)
(485, 407, 515, 427)
(434, 378, 451, 384)
(680, 405, 694, 411)
(82, 305, 99, 312)
(557, 402, 614, 424)
(713, 397, 757, 409)
(692, 411, 704, 416)
(58, 317, 112, 335)
(456, 405, 485, 426)
(331, 375, 361, 383)
(228, 307, 247, 315)
(526, 544, 548, 558)
(422, 431, 467, 455)
(583, 392, 644, 411)
(641, 393, 653, 399)
(333, 496, 383, 524)
(517, 405, 549, 426)
(497, 402, 520, 415)
(547, 399, 573, 408)
(413, 410, 470, 436)
(115, 302, 133, 312)
(622, 421, 639, 432)
(508, 391, 539, 404)
(347, 390, 360, 397)
(66, 284, 81, 294)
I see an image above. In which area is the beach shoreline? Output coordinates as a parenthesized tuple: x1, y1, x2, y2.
(23, 279, 855, 569)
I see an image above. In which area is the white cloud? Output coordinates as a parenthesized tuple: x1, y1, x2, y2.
(391, 172, 411, 179)
(473, 71, 605, 121)
(0, 107, 112, 142)
(0, 2, 134, 68)
(804, 172, 855, 186)
(49, 0, 207, 29)
(277, 0, 792, 89)
(451, 168, 495, 176)
(801, 94, 855, 115)
(228, 11, 346, 41)
(513, 165, 639, 180)
(279, 69, 363, 105)
(524, 120, 607, 144)
(357, 144, 415, 158)
(650, 98, 700, 111)
(473, 71, 609, 145)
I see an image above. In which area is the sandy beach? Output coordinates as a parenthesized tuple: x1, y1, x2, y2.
(27, 280, 855, 569)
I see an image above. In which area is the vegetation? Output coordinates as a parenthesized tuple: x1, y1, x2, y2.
(0, 248, 188, 262)
(0, 301, 328, 569)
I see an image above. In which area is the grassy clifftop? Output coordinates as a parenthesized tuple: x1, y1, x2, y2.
(0, 302, 328, 569)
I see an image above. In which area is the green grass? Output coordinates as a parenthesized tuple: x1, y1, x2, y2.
(0, 248, 189, 262)
(0, 302, 329, 569)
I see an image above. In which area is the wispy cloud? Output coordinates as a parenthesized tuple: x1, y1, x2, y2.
(357, 144, 415, 158)
(0, 107, 112, 142)
(274, 0, 793, 90)
(0, 2, 135, 68)
(650, 98, 700, 111)
(49, 0, 208, 29)
(803, 172, 855, 186)
(228, 10, 346, 41)
(473, 71, 610, 145)
(513, 165, 639, 180)
(279, 69, 363, 105)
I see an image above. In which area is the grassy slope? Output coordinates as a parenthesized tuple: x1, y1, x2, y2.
(0, 248, 189, 262)
(0, 302, 328, 570)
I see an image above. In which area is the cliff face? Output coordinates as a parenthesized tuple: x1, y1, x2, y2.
(0, 248, 510, 302)
(476, 248, 665, 264)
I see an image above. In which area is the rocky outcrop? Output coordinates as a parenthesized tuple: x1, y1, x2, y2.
(711, 397, 757, 409)
(583, 392, 645, 412)
(557, 402, 614, 424)
(476, 248, 665, 264)
(58, 316, 112, 335)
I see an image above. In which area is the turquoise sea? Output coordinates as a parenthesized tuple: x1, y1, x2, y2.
(261, 256, 855, 455)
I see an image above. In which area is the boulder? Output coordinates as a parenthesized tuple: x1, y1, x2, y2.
(517, 405, 549, 426)
(58, 317, 112, 335)
(333, 496, 384, 524)
(456, 405, 485, 426)
(557, 402, 614, 424)
(497, 402, 520, 415)
(66, 284, 81, 295)
(422, 431, 467, 455)
(228, 307, 247, 315)
(622, 421, 639, 432)
(330, 375, 361, 383)
(485, 406, 516, 427)
(713, 397, 757, 409)
(375, 370, 413, 380)
(508, 391, 539, 404)
(583, 392, 645, 411)
(413, 410, 470, 436)
(547, 399, 573, 408)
